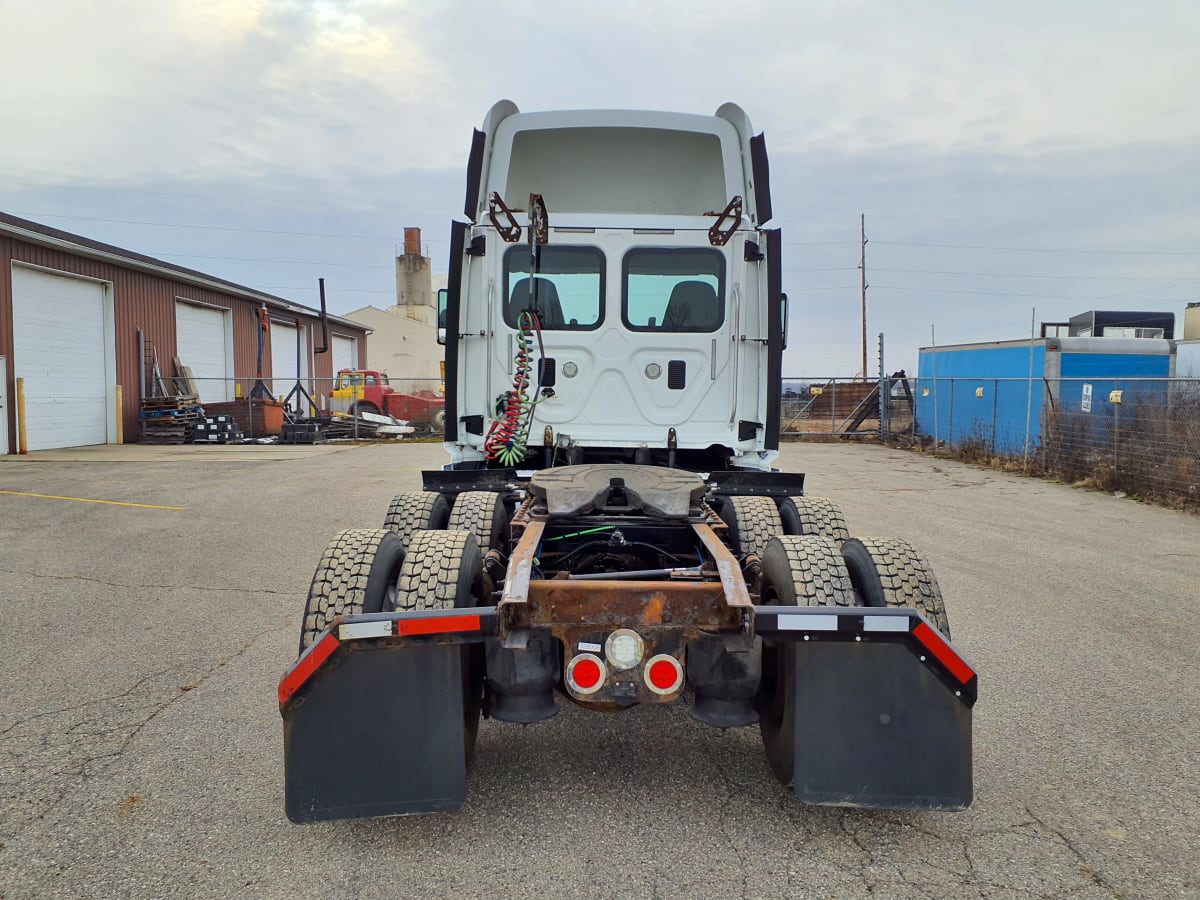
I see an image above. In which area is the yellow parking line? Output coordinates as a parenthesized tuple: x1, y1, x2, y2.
(0, 490, 185, 511)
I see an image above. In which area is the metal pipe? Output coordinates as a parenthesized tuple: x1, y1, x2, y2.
(567, 567, 703, 581)
(16, 378, 27, 454)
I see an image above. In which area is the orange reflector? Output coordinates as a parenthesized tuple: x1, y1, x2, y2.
(912, 622, 975, 685)
(397, 613, 482, 637)
(278, 631, 340, 705)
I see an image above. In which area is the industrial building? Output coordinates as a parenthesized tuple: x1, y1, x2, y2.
(916, 328, 1176, 453)
(1, 212, 370, 453)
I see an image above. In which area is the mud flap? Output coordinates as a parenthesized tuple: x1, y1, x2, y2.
(283, 641, 466, 822)
(792, 641, 972, 809)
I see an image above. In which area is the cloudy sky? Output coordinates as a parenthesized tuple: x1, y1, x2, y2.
(3, 0, 1198, 375)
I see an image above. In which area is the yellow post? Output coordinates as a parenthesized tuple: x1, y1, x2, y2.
(115, 385, 124, 444)
(16, 377, 27, 455)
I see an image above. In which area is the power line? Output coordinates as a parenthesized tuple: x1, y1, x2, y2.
(872, 283, 1194, 302)
(6, 210, 400, 241)
(149, 251, 393, 269)
(252, 285, 394, 294)
(872, 239, 1200, 256)
(871, 266, 1200, 281)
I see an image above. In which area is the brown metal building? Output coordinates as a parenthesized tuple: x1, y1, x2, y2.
(0, 212, 370, 453)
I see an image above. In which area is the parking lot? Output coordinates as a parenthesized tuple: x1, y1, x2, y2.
(1, 441, 1197, 898)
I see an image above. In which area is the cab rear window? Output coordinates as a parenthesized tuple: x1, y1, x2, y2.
(622, 248, 725, 332)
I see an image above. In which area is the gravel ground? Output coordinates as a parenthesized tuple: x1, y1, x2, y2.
(0, 441, 1196, 898)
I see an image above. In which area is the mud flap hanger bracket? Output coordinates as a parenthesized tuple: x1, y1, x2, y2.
(488, 192, 549, 245)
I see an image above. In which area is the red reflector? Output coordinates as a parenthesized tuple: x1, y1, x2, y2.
(278, 631, 340, 705)
(571, 657, 603, 690)
(912, 622, 975, 685)
(397, 613, 482, 637)
(648, 659, 678, 690)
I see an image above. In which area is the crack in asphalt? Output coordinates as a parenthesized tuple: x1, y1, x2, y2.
(1024, 805, 1122, 898)
(0, 567, 296, 596)
(694, 718, 753, 899)
(0, 628, 272, 838)
(74, 632, 268, 781)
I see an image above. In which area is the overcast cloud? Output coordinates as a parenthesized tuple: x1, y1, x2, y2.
(3, 0, 1198, 374)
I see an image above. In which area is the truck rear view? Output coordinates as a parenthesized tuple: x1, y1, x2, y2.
(278, 101, 976, 822)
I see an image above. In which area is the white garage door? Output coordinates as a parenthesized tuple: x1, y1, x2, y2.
(332, 334, 358, 374)
(271, 321, 309, 409)
(12, 266, 111, 450)
(176, 301, 232, 404)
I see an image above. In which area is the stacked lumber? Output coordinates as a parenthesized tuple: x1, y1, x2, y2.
(141, 395, 203, 444)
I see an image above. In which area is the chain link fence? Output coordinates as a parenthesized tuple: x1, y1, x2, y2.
(139, 375, 445, 443)
(782, 376, 916, 439)
(912, 376, 1200, 508)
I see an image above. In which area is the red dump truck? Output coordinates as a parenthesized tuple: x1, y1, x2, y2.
(329, 369, 446, 433)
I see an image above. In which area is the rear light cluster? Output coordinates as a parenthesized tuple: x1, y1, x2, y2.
(565, 629, 683, 696)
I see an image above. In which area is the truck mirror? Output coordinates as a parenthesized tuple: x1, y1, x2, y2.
(437, 288, 448, 345)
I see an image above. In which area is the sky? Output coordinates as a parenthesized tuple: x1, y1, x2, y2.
(2, 0, 1198, 376)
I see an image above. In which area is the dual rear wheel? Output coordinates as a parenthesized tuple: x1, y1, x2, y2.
(739, 497, 951, 786)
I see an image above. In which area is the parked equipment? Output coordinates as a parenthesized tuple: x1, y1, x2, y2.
(280, 102, 976, 823)
(329, 369, 446, 433)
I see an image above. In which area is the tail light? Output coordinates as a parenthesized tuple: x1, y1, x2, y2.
(566, 653, 606, 695)
(644, 654, 684, 695)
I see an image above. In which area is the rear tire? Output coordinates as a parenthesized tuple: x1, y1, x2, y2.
(298, 529, 405, 654)
(383, 491, 451, 552)
(841, 538, 951, 638)
(757, 535, 854, 785)
(396, 530, 488, 759)
(720, 495, 783, 559)
(447, 491, 508, 557)
(778, 496, 849, 542)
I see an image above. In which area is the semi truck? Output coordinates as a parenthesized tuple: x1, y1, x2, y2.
(279, 101, 976, 822)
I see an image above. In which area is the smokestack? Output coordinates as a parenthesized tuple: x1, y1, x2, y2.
(396, 225, 434, 321)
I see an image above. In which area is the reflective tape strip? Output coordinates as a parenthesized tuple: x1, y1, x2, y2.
(397, 613, 482, 637)
(777, 613, 838, 631)
(278, 631, 340, 705)
(912, 622, 975, 684)
(864, 615, 911, 633)
(339, 620, 393, 641)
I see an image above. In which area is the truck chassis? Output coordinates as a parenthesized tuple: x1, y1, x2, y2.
(280, 465, 975, 822)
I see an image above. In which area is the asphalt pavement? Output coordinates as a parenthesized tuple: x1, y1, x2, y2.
(0, 441, 1196, 898)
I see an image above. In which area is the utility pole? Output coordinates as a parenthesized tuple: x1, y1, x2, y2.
(859, 213, 868, 379)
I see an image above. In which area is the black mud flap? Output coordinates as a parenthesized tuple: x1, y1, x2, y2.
(793, 641, 972, 810)
(282, 641, 466, 822)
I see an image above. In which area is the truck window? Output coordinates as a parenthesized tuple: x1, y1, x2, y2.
(503, 245, 604, 331)
(622, 248, 725, 333)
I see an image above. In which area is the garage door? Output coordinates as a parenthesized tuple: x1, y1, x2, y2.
(271, 321, 309, 410)
(332, 334, 358, 374)
(12, 266, 111, 450)
(176, 301, 232, 404)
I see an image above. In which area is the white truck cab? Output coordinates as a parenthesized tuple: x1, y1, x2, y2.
(441, 101, 785, 472)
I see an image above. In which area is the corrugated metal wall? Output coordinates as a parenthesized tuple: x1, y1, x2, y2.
(1, 234, 368, 450)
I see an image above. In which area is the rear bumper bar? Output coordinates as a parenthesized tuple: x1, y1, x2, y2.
(280, 605, 975, 821)
(280, 605, 976, 708)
